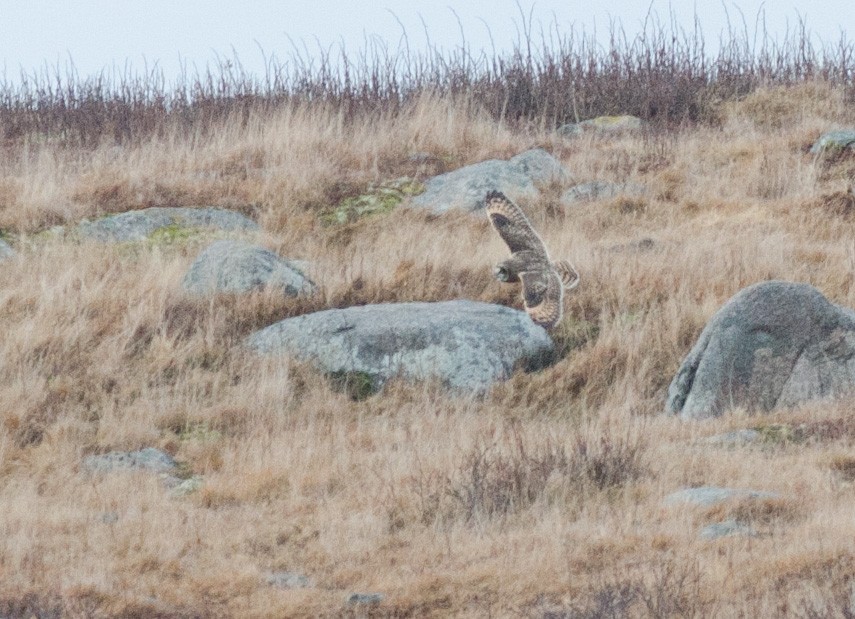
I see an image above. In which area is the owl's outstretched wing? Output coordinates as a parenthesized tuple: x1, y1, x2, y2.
(485, 191, 548, 256)
(519, 269, 564, 329)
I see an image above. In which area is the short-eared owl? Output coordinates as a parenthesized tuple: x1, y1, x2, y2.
(486, 190, 579, 329)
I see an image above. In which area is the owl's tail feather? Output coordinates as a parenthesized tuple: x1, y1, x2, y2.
(553, 260, 580, 291)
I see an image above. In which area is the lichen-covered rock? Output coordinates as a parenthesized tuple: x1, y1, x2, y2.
(410, 148, 566, 213)
(561, 181, 647, 204)
(182, 239, 315, 296)
(810, 130, 855, 154)
(558, 115, 644, 137)
(76, 207, 259, 242)
(667, 281, 855, 419)
(320, 177, 424, 225)
(245, 300, 555, 392)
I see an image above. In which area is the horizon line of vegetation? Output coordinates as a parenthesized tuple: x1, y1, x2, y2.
(1, 11, 853, 147)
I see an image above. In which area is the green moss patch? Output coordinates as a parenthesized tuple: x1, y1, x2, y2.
(320, 177, 425, 226)
(147, 223, 200, 245)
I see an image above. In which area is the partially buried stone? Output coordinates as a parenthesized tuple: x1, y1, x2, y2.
(182, 239, 315, 296)
(83, 447, 178, 474)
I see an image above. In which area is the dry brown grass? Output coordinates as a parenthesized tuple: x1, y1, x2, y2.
(0, 83, 855, 616)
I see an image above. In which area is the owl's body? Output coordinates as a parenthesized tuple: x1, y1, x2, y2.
(485, 191, 579, 329)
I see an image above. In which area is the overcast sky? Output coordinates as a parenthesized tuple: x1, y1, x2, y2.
(0, 1, 851, 83)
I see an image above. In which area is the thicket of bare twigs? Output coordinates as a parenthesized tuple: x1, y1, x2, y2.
(1, 20, 855, 617)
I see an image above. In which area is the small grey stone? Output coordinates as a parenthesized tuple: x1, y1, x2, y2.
(810, 130, 855, 154)
(182, 239, 315, 296)
(267, 571, 311, 589)
(699, 520, 758, 540)
(167, 476, 204, 496)
(0, 239, 14, 260)
(561, 181, 647, 204)
(83, 447, 178, 475)
(667, 281, 855, 419)
(76, 207, 259, 243)
(347, 592, 385, 605)
(664, 486, 780, 507)
(700, 429, 762, 447)
(100, 511, 119, 525)
(245, 300, 555, 393)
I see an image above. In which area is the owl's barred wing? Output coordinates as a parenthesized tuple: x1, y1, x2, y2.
(552, 259, 580, 290)
(485, 191, 548, 255)
(519, 269, 564, 329)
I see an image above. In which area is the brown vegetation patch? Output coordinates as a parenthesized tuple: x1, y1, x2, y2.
(812, 188, 855, 218)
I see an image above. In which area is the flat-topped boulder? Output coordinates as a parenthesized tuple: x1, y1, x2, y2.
(245, 300, 555, 392)
(76, 207, 259, 242)
(410, 148, 566, 214)
(667, 281, 855, 419)
(182, 239, 315, 296)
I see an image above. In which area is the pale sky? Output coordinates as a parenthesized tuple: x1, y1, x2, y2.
(0, 1, 851, 84)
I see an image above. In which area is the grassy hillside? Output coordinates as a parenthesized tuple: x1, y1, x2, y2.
(1, 26, 855, 617)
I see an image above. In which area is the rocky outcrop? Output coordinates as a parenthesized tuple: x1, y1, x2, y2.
(76, 207, 259, 242)
(410, 148, 566, 213)
(245, 300, 555, 392)
(182, 239, 315, 296)
(667, 281, 855, 419)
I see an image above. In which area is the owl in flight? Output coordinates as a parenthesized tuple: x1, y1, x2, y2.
(486, 190, 580, 329)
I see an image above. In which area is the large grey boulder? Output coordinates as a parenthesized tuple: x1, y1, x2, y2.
(245, 300, 555, 392)
(410, 148, 565, 213)
(77, 207, 259, 242)
(810, 130, 855, 154)
(182, 239, 315, 296)
(667, 281, 855, 419)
